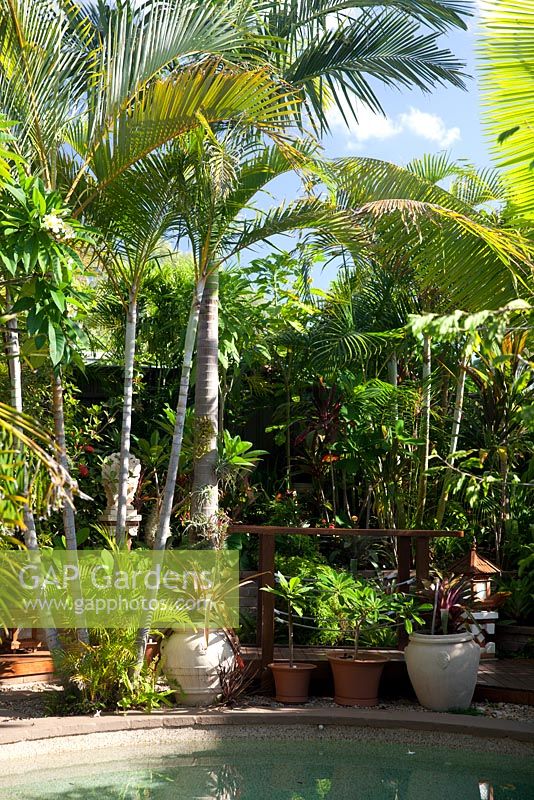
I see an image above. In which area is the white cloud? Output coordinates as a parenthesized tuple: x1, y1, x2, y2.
(329, 99, 461, 151)
(329, 101, 402, 150)
(399, 108, 461, 148)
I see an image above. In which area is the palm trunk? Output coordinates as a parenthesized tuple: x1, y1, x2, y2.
(155, 277, 206, 550)
(52, 371, 89, 644)
(133, 278, 206, 670)
(497, 452, 509, 562)
(116, 288, 138, 546)
(284, 360, 292, 489)
(387, 350, 398, 418)
(387, 350, 406, 527)
(4, 295, 61, 651)
(415, 335, 431, 528)
(436, 351, 467, 527)
(191, 269, 219, 535)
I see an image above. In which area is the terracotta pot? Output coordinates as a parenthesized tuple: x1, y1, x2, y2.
(328, 653, 387, 706)
(405, 632, 480, 711)
(269, 662, 316, 703)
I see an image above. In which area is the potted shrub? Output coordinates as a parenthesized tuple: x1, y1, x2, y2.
(316, 566, 424, 706)
(405, 573, 481, 711)
(261, 572, 316, 703)
(161, 541, 249, 706)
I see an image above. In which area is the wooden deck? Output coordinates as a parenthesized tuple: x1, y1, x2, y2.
(475, 658, 534, 705)
(0, 652, 55, 684)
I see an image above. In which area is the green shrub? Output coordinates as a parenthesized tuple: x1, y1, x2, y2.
(53, 629, 173, 714)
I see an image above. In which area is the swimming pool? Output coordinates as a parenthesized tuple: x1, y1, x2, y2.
(1, 727, 533, 799)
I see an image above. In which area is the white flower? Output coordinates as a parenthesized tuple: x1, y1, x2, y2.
(42, 213, 75, 242)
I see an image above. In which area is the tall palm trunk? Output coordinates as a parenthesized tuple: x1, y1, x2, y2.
(436, 350, 467, 527)
(415, 335, 431, 528)
(191, 269, 219, 536)
(116, 288, 138, 546)
(387, 350, 406, 528)
(52, 370, 89, 644)
(133, 278, 206, 669)
(155, 276, 206, 550)
(4, 293, 61, 651)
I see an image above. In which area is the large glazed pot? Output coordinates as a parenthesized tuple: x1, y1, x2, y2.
(328, 654, 387, 706)
(269, 662, 316, 703)
(405, 632, 480, 711)
(160, 630, 234, 706)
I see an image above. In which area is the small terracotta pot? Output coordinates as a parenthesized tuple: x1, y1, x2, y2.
(269, 662, 316, 703)
(328, 653, 387, 706)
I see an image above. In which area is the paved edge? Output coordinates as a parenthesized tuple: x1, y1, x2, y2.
(0, 708, 533, 747)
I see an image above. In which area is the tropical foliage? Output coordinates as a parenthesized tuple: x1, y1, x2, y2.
(0, 0, 532, 703)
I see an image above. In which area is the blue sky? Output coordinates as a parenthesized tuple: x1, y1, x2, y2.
(248, 6, 492, 286)
(320, 13, 487, 168)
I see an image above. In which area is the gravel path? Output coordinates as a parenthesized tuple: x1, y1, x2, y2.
(0, 683, 63, 720)
(0, 683, 532, 723)
(238, 694, 534, 721)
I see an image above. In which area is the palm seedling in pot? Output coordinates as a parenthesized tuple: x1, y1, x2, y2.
(316, 566, 424, 706)
(261, 572, 316, 703)
(405, 572, 481, 711)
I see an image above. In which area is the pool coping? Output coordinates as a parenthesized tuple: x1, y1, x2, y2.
(0, 707, 533, 747)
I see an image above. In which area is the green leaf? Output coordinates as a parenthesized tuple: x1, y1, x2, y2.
(47, 321, 66, 366)
(50, 289, 66, 312)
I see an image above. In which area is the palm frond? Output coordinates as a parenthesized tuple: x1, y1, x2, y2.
(478, 0, 534, 220)
(286, 9, 466, 123)
(70, 61, 298, 213)
(0, 0, 91, 179)
(0, 403, 75, 527)
(222, 197, 368, 260)
(332, 157, 533, 309)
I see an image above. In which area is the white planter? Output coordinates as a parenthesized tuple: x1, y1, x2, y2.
(160, 630, 234, 706)
(405, 632, 480, 711)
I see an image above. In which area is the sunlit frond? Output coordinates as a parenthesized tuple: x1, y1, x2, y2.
(0, 403, 75, 527)
(478, 0, 534, 220)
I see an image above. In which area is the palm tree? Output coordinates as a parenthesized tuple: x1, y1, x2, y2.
(188, 0, 533, 542)
(479, 0, 534, 221)
(0, 0, 301, 546)
(186, 146, 532, 542)
(138, 133, 364, 546)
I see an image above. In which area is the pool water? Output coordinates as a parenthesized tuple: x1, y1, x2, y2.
(1, 735, 533, 799)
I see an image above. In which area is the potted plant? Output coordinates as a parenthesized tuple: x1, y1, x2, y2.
(160, 554, 248, 706)
(261, 572, 316, 703)
(316, 566, 424, 706)
(405, 572, 481, 711)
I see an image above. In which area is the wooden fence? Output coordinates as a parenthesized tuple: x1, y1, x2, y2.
(228, 526, 464, 668)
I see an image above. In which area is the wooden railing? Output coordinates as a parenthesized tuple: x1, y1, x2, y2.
(228, 525, 464, 668)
